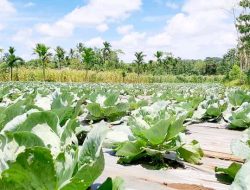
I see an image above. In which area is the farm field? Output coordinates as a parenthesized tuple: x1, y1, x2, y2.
(0, 0, 249, 189)
(0, 82, 249, 190)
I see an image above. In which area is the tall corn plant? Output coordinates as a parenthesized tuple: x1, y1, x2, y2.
(33, 43, 51, 81)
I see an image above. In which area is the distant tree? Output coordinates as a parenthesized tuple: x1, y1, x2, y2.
(69, 48, 75, 59)
(134, 52, 146, 76)
(154, 51, 164, 65)
(163, 52, 175, 74)
(76, 43, 84, 53)
(112, 49, 124, 69)
(204, 57, 222, 75)
(55, 46, 66, 69)
(33, 43, 51, 81)
(65, 56, 70, 66)
(122, 71, 126, 83)
(218, 49, 239, 74)
(229, 65, 242, 80)
(6, 47, 23, 81)
(236, 0, 250, 70)
(92, 48, 103, 71)
(82, 47, 95, 80)
(76, 43, 85, 61)
(192, 60, 206, 75)
(102, 41, 112, 65)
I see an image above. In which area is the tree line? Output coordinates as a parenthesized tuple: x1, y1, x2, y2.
(0, 0, 249, 82)
(0, 41, 239, 81)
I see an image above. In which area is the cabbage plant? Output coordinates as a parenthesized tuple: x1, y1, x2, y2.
(113, 113, 203, 167)
(228, 90, 250, 107)
(86, 93, 129, 122)
(193, 97, 227, 121)
(0, 109, 110, 190)
(228, 103, 250, 129)
(215, 129, 250, 189)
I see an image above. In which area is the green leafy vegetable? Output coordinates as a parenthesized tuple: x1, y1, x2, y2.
(97, 177, 125, 190)
(215, 162, 242, 184)
(114, 114, 203, 166)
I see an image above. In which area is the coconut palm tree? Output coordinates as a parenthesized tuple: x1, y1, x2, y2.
(77, 43, 84, 53)
(6, 47, 23, 81)
(69, 48, 75, 59)
(55, 46, 66, 69)
(134, 52, 146, 77)
(33, 43, 51, 81)
(163, 52, 174, 74)
(102, 41, 112, 65)
(154, 51, 164, 65)
(76, 43, 84, 60)
(82, 47, 95, 80)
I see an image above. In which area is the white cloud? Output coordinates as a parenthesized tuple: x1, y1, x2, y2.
(112, 31, 147, 61)
(0, 23, 5, 31)
(165, 1, 179, 9)
(36, 0, 142, 38)
(4, 0, 239, 63)
(146, 33, 171, 47)
(0, 0, 16, 18)
(24, 2, 35, 8)
(0, 0, 16, 32)
(117, 24, 134, 35)
(142, 0, 238, 59)
(11, 28, 37, 60)
(85, 37, 104, 48)
(36, 21, 74, 38)
(96, 23, 109, 32)
(182, 0, 238, 13)
(115, 32, 146, 47)
(11, 28, 55, 60)
(12, 29, 35, 48)
(108, 0, 239, 62)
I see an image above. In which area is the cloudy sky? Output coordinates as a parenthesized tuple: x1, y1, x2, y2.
(0, 0, 239, 62)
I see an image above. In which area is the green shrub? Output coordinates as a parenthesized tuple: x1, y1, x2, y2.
(229, 65, 242, 81)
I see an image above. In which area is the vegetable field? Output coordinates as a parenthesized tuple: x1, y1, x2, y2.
(0, 82, 250, 190)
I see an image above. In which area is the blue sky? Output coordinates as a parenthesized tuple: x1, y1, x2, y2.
(0, 0, 239, 62)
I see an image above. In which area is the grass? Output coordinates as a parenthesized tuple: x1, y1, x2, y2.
(0, 68, 224, 83)
(224, 79, 250, 89)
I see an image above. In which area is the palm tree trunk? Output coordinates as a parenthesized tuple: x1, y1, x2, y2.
(16, 66, 19, 81)
(43, 61, 46, 81)
(10, 66, 13, 81)
(137, 63, 140, 77)
(59, 60, 61, 69)
(137, 64, 140, 83)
